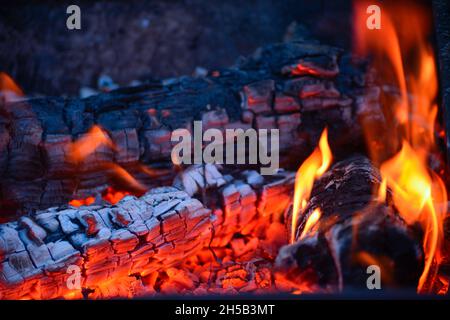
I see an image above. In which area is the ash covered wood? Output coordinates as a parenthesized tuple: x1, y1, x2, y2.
(0, 39, 379, 213)
(276, 156, 424, 292)
(0, 165, 294, 299)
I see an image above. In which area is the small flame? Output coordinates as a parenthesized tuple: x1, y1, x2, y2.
(68, 125, 116, 163)
(299, 208, 321, 240)
(103, 162, 147, 194)
(291, 129, 332, 243)
(67, 125, 148, 207)
(377, 177, 387, 203)
(0, 72, 24, 101)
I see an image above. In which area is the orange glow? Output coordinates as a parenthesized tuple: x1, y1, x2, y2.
(354, 2, 447, 292)
(380, 142, 446, 291)
(354, 251, 394, 285)
(69, 187, 133, 207)
(377, 177, 387, 203)
(69, 196, 95, 207)
(0, 72, 23, 99)
(291, 129, 332, 243)
(104, 163, 147, 194)
(68, 125, 116, 163)
(103, 187, 131, 205)
(299, 208, 321, 240)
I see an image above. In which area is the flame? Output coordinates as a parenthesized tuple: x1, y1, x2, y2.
(354, 2, 447, 292)
(67, 124, 148, 208)
(291, 129, 332, 243)
(380, 142, 446, 291)
(103, 162, 147, 194)
(68, 125, 116, 163)
(377, 177, 387, 203)
(0, 72, 24, 100)
(299, 208, 321, 240)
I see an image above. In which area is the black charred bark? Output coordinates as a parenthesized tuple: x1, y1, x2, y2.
(276, 156, 424, 292)
(0, 40, 378, 213)
(432, 0, 450, 164)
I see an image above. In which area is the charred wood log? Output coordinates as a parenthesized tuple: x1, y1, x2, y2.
(0, 40, 378, 213)
(432, 0, 450, 165)
(276, 156, 424, 293)
(0, 165, 294, 299)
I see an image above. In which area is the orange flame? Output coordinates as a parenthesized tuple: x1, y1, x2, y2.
(354, 1, 447, 292)
(291, 129, 332, 243)
(0, 72, 24, 101)
(299, 208, 321, 240)
(103, 162, 147, 194)
(67, 125, 148, 207)
(68, 125, 116, 163)
(380, 142, 446, 291)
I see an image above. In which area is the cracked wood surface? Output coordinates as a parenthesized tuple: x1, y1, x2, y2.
(276, 156, 424, 292)
(0, 166, 294, 299)
(0, 40, 379, 212)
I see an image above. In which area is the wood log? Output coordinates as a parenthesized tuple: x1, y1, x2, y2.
(275, 156, 424, 293)
(432, 0, 450, 165)
(0, 165, 294, 299)
(0, 39, 379, 213)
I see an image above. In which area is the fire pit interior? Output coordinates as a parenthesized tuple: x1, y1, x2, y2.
(0, 0, 450, 299)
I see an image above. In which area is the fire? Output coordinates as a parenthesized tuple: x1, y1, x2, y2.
(67, 125, 148, 207)
(381, 142, 446, 291)
(299, 208, 321, 240)
(354, 2, 448, 292)
(68, 125, 116, 162)
(69, 196, 95, 207)
(291, 129, 332, 243)
(0, 72, 23, 101)
(69, 187, 132, 207)
(103, 163, 147, 193)
(102, 187, 131, 205)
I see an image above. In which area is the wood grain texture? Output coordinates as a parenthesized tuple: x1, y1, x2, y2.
(0, 40, 379, 213)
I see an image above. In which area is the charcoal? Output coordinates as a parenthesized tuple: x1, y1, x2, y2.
(0, 40, 378, 213)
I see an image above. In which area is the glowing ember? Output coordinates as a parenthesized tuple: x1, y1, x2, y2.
(69, 187, 133, 207)
(291, 128, 332, 243)
(69, 196, 95, 207)
(102, 187, 131, 205)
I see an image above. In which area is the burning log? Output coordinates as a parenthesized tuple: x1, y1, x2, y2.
(0, 39, 378, 213)
(276, 156, 424, 293)
(0, 165, 294, 299)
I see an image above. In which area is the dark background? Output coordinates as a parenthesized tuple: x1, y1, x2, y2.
(0, 0, 355, 96)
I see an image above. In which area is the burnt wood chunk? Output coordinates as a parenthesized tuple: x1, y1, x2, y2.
(0, 40, 379, 212)
(276, 156, 424, 292)
(432, 0, 450, 164)
(0, 165, 294, 299)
